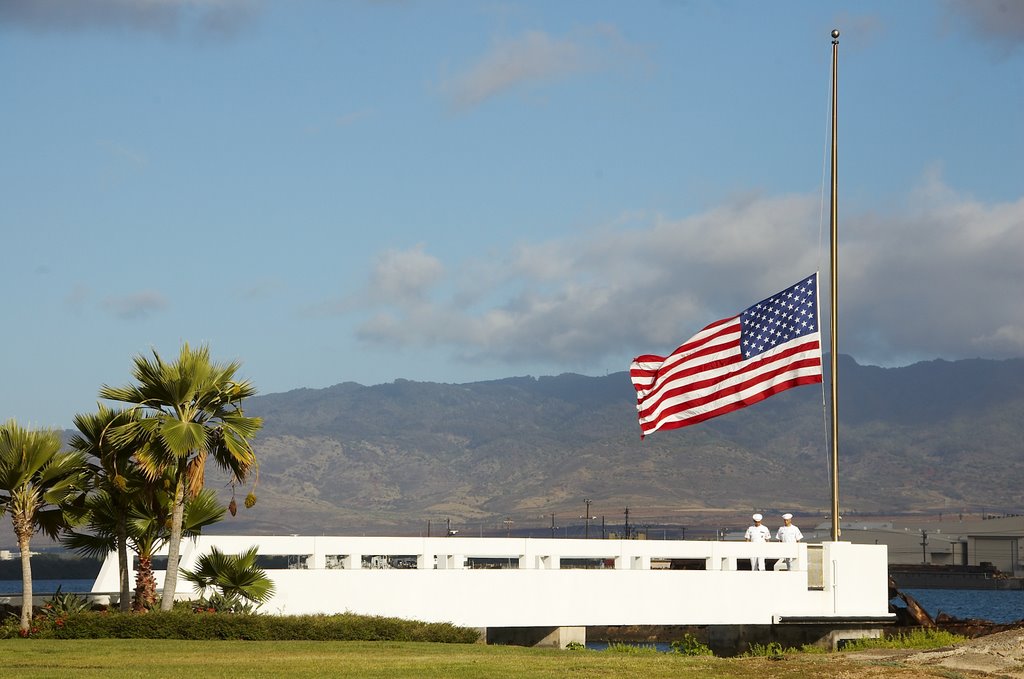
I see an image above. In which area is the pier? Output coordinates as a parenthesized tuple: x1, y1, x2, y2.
(89, 535, 895, 650)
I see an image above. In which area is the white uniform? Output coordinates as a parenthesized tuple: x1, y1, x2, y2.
(775, 523, 803, 570)
(775, 524, 803, 543)
(744, 524, 771, 570)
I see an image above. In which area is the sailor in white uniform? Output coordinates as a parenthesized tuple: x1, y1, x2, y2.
(774, 513, 804, 570)
(744, 513, 771, 570)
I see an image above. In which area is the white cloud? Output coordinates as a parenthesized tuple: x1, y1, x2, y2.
(832, 12, 886, 51)
(305, 245, 446, 318)
(343, 174, 1024, 370)
(98, 139, 147, 168)
(304, 109, 373, 136)
(844, 175, 1024, 363)
(64, 283, 91, 312)
(944, 0, 1024, 52)
(102, 290, 168, 320)
(440, 26, 635, 110)
(973, 324, 1024, 354)
(236, 278, 283, 302)
(366, 246, 445, 306)
(352, 192, 824, 364)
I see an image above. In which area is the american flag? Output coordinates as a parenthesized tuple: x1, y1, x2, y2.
(630, 274, 823, 438)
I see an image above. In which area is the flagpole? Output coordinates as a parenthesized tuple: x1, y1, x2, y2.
(829, 29, 841, 542)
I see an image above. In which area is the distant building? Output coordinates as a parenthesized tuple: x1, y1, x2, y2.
(0, 549, 38, 560)
(811, 515, 1023, 576)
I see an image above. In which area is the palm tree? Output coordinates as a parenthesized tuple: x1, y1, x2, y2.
(99, 343, 262, 611)
(0, 420, 90, 633)
(68, 405, 143, 612)
(63, 485, 226, 610)
(180, 545, 275, 609)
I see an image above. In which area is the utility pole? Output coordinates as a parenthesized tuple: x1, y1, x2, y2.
(920, 529, 928, 564)
(624, 506, 631, 540)
(601, 515, 606, 539)
(584, 498, 592, 539)
(550, 513, 557, 539)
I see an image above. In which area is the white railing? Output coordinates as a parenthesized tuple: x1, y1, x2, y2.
(90, 536, 893, 627)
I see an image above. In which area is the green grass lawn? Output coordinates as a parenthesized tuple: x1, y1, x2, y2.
(0, 639, 955, 678)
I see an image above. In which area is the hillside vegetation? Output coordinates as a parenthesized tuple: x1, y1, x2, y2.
(201, 355, 1024, 535)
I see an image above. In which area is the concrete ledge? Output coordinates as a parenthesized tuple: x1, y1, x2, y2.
(827, 628, 885, 650)
(774, 615, 897, 624)
(708, 623, 889, 655)
(486, 626, 585, 648)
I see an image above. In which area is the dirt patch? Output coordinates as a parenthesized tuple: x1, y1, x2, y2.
(843, 629, 1024, 678)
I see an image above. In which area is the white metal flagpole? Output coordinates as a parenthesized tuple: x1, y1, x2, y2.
(829, 28, 841, 542)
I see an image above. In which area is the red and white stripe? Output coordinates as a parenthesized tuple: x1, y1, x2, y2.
(630, 317, 822, 438)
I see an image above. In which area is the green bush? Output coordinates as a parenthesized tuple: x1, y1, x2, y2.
(42, 587, 92, 619)
(669, 633, 713, 656)
(0, 609, 479, 643)
(840, 628, 965, 651)
(798, 643, 828, 654)
(187, 592, 260, 615)
(604, 642, 659, 655)
(744, 641, 787, 658)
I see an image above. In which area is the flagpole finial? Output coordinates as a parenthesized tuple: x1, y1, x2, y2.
(831, 29, 840, 42)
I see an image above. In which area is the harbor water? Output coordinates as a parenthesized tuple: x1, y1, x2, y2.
(900, 588, 1024, 624)
(0, 579, 96, 594)
(2, 580, 1021, 624)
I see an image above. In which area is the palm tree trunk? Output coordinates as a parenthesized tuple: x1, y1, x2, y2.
(159, 474, 187, 611)
(16, 523, 33, 633)
(133, 553, 157, 611)
(117, 510, 131, 613)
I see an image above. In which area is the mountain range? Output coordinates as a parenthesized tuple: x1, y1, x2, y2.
(4, 355, 1020, 550)
(203, 355, 1024, 536)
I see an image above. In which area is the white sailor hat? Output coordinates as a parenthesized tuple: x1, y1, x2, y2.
(782, 513, 793, 520)
(752, 513, 763, 521)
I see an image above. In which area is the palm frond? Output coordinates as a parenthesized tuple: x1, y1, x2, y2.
(180, 545, 275, 604)
(0, 421, 90, 539)
(182, 488, 226, 535)
(159, 419, 207, 457)
(62, 527, 117, 560)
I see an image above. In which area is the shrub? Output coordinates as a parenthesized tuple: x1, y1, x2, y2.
(1, 609, 479, 643)
(840, 628, 965, 651)
(744, 641, 787, 659)
(180, 545, 275, 607)
(604, 642, 658, 655)
(189, 592, 259, 615)
(41, 587, 92, 619)
(564, 641, 587, 651)
(670, 633, 714, 656)
(798, 643, 828, 653)
(0, 613, 21, 639)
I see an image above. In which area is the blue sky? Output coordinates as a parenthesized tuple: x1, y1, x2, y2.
(2, 0, 1022, 428)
